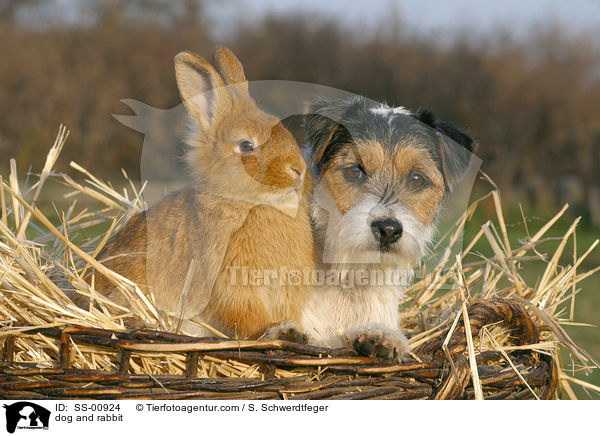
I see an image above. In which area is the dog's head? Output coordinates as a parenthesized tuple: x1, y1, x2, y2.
(305, 97, 475, 269)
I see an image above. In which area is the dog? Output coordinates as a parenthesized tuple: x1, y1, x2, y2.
(298, 97, 475, 361)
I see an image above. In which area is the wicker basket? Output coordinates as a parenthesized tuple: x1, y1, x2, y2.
(0, 298, 558, 400)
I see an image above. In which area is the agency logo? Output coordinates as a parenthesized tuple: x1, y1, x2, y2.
(2, 402, 50, 434)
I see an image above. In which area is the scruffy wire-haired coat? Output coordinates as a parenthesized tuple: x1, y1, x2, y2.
(297, 97, 475, 361)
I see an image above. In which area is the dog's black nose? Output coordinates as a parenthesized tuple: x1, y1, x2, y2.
(371, 218, 403, 245)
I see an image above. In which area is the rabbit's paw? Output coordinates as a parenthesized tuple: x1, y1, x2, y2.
(264, 320, 308, 344)
(350, 324, 408, 362)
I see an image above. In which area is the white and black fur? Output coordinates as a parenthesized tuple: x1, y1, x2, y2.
(294, 97, 475, 360)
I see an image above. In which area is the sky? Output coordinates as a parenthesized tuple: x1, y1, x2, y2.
(27, 0, 600, 41)
(206, 0, 600, 38)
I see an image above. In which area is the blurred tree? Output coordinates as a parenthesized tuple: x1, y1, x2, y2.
(0, 2, 598, 222)
(0, 0, 42, 20)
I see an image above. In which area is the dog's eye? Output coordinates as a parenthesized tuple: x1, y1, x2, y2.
(408, 173, 427, 189)
(341, 164, 365, 182)
(238, 140, 255, 153)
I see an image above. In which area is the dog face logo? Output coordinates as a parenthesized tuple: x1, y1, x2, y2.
(112, 82, 479, 299)
(3, 402, 50, 434)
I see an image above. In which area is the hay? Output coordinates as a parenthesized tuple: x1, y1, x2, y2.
(0, 127, 599, 399)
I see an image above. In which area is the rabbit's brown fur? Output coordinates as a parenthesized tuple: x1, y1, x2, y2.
(89, 47, 315, 338)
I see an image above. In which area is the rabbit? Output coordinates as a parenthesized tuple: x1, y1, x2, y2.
(86, 46, 315, 340)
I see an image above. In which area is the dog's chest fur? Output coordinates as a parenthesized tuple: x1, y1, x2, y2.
(301, 281, 403, 347)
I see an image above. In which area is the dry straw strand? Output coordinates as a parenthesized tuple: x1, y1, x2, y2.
(0, 127, 598, 399)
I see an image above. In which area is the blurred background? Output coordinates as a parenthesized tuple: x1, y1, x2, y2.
(2, 0, 600, 221)
(0, 0, 599, 393)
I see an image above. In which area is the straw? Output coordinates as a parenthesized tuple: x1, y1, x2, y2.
(0, 126, 598, 399)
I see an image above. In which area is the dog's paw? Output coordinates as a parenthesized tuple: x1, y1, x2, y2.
(264, 320, 308, 344)
(350, 325, 409, 361)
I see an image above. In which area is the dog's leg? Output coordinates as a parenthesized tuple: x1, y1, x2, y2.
(349, 324, 409, 362)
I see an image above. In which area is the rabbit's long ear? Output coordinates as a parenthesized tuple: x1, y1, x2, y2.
(175, 51, 232, 132)
(211, 46, 249, 95)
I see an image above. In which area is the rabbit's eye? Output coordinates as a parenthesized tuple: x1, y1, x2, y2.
(238, 140, 255, 153)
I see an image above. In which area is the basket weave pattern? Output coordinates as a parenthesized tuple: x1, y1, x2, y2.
(0, 298, 558, 400)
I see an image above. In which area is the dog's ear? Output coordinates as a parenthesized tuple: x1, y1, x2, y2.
(304, 99, 357, 171)
(304, 113, 345, 169)
(416, 110, 477, 191)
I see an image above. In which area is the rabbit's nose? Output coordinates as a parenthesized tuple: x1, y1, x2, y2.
(287, 164, 302, 177)
(286, 164, 305, 187)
